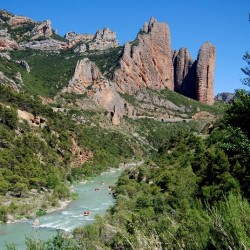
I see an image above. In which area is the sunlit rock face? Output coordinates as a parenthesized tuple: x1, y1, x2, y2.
(113, 17, 174, 94)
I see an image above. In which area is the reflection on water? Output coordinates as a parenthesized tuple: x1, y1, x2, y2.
(0, 169, 123, 250)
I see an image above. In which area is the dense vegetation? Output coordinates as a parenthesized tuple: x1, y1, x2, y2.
(0, 85, 143, 223)
(10, 50, 81, 97)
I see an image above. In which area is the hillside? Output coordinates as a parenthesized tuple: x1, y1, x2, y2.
(2, 8, 250, 250)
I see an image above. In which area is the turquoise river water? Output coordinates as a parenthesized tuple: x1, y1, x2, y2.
(0, 168, 123, 249)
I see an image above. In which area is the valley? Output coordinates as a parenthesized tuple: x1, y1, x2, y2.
(0, 7, 249, 250)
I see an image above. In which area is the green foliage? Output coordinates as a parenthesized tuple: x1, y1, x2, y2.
(10, 50, 81, 97)
(51, 33, 68, 42)
(71, 126, 140, 179)
(36, 209, 46, 217)
(209, 193, 250, 249)
(241, 51, 250, 86)
(87, 46, 123, 77)
(225, 89, 250, 138)
(7, 23, 35, 42)
(0, 105, 18, 129)
(0, 56, 23, 81)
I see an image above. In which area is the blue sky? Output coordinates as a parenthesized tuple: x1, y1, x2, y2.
(1, 0, 249, 95)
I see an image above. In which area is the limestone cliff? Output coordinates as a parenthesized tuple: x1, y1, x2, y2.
(113, 17, 174, 94)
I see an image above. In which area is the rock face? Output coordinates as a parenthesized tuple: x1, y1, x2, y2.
(113, 17, 174, 94)
(172, 48, 197, 99)
(63, 59, 125, 125)
(19, 39, 67, 51)
(15, 60, 30, 73)
(31, 20, 53, 40)
(89, 28, 119, 51)
(0, 37, 19, 51)
(69, 28, 119, 52)
(196, 42, 216, 104)
(0, 29, 19, 51)
(0, 71, 21, 92)
(66, 32, 94, 43)
(64, 58, 102, 94)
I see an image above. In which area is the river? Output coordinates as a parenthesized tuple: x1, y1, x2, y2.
(0, 168, 123, 250)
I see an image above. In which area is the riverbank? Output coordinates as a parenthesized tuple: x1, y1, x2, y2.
(0, 160, 144, 225)
(0, 190, 72, 224)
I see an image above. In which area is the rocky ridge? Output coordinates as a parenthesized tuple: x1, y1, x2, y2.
(0, 10, 119, 52)
(112, 18, 215, 104)
(69, 27, 119, 52)
(0, 9, 216, 108)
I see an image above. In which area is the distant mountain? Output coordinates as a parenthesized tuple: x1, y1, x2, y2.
(215, 92, 235, 103)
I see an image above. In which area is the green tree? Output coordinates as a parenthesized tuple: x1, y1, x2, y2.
(241, 52, 250, 86)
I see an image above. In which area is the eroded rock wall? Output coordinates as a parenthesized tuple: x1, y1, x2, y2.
(173, 48, 197, 99)
(113, 17, 174, 94)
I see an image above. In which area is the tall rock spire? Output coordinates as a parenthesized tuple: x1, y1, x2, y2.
(196, 42, 216, 104)
(113, 17, 174, 94)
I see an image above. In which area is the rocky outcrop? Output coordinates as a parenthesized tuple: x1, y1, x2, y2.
(113, 17, 174, 94)
(173, 48, 197, 99)
(69, 28, 119, 53)
(15, 60, 30, 73)
(0, 52, 11, 60)
(196, 42, 216, 104)
(93, 81, 125, 125)
(19, 39, 67, 51)
(73, 43, 87, 53)
(0, 37, 19, 51)
(66, 32, 94, 43)
(31, 20, 53, 40)
(0, 71, 21, 92)
(63, 58, 125, 125)
(0, 29, 19, 51)
(88, 28, 119, 51)
(64, 58, 102, 94)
